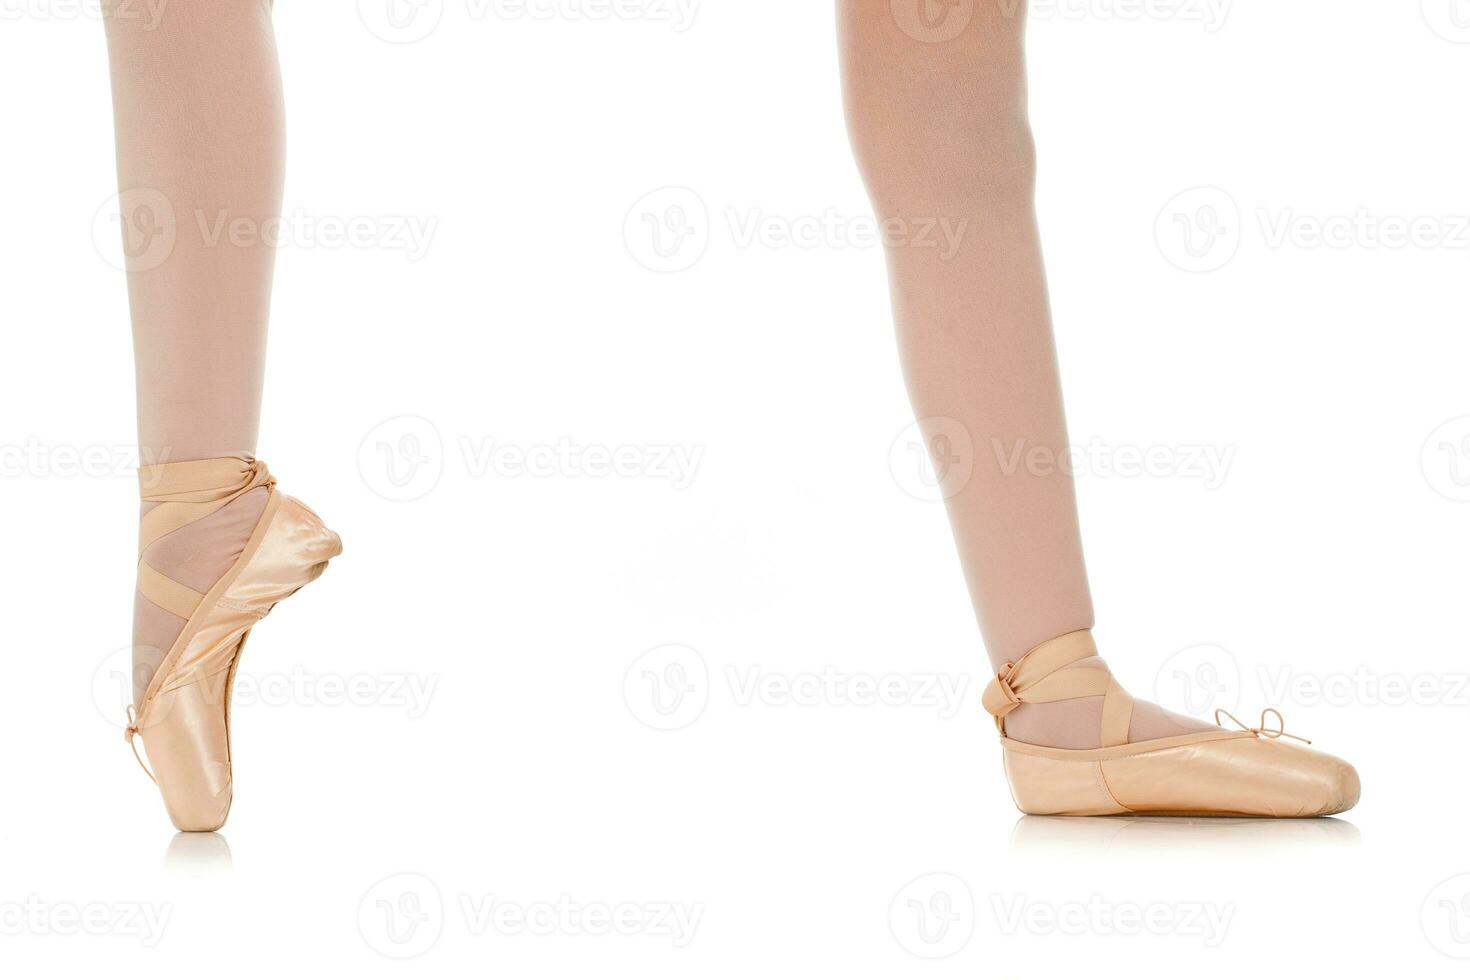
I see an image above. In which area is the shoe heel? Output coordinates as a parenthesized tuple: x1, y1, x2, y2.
(1001, 744, 1128, 816)
(230, 494, 342, 603)
(282, 495, 341, 563)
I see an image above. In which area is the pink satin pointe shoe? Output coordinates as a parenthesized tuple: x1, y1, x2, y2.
(125, 457, 341, 832)
(983, 630, 1360, 817)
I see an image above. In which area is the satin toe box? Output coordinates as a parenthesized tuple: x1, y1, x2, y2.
(136, 678, 234, 832)
(1002, 733, 1361, 818)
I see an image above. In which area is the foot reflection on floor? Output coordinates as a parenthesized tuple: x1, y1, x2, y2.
(164, 832, 233, 873)
(1009, 814, 1360, 857)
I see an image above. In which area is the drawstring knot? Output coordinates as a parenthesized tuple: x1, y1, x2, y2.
(1214, 707, 1312, 745)
(124, 705, 157, 785)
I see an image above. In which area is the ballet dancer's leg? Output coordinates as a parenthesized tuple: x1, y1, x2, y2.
(837, 2, 1355, 815)
(105, 1, 340, 831)
(838, 0, 1211, 747)
(103, 0, 282, 703)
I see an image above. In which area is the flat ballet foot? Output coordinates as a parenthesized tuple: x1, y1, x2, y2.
(984, 630, 1360, 818)
(1000, 735, 1359, 818)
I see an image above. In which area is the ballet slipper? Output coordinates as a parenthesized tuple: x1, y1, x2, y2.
(125, 457, 341, 832)
(983, 630, 1360, 817)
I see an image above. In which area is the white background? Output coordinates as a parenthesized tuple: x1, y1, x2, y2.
(2, 0, 1469, 975)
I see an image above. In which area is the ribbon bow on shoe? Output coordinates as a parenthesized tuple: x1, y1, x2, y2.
(980, 630, 1136, 746)
(1214, 707, 1312, 745)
